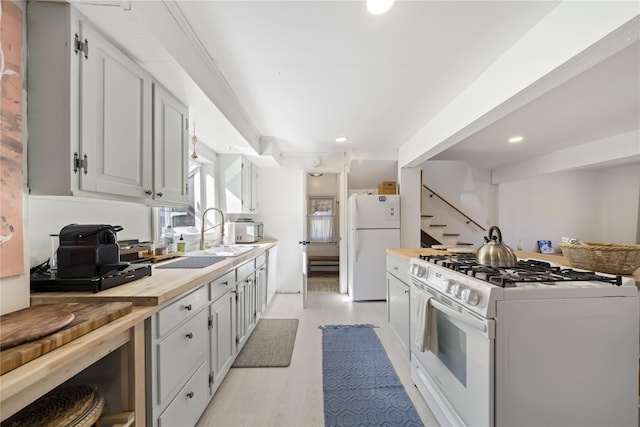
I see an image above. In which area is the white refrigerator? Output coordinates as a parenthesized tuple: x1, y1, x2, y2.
(348, 194, 400, 301)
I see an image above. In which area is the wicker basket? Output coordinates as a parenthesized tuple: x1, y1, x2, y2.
(558, 242, 640, 275)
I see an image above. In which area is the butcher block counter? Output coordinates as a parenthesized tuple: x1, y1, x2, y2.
(386, 247, 640, 286)
(1, 305, 154, 424)
(31, 240, 277, 307)
(6, 241, 275, 425)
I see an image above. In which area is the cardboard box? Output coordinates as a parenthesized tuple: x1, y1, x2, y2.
(378, 181, 397, 194)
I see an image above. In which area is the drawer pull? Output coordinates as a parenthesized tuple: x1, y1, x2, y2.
(183, 304, 192, 311)
(186, 391, 194, 399)
(222, 281, 228, 286)
(185, 332, 194, 339)
(393, 267, 398, 271)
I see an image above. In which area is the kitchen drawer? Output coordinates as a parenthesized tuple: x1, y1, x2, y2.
(157, 308, 208, 405)
(386, 254, 410, 284)
(255, 252, 267, 267)
(156, 285, 206, 338)
(209, 270, 235, 302)
(158, 359, 209, 427)
(236, 258, 255, 282)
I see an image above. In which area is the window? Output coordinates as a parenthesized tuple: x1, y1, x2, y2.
(308, 196, 336, 243)
(157, 159, 215, 244)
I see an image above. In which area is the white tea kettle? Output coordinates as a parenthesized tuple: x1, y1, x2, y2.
(476, 226, 518, 267)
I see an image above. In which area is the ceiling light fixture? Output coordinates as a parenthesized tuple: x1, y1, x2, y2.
(508, 136, 524, 144)
(309, 173, 323, 177)
(366, 0, 396, 15)
(335, 136, 348, 143)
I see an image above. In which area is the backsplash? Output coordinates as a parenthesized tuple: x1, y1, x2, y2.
(29, 196, 152, 267)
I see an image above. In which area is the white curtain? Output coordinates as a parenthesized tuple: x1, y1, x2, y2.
(309, 215, 334, 242)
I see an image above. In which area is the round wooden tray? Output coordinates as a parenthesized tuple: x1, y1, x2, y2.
(0, 306, 75, 349)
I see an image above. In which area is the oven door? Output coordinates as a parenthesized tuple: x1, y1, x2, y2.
(410, 282, 495, 427)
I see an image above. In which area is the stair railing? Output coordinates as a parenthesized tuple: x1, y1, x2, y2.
(422, 184, 486, 232)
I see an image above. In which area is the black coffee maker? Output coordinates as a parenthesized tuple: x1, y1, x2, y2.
(57, 224, 129, 278)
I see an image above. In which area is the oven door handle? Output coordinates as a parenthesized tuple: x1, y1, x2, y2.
(429, 297, 488, 334)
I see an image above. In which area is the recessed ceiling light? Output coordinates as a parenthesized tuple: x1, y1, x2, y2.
(508, 136, 524, 144)
(335, 136, 348, 143)
(366, 0, 396, 15)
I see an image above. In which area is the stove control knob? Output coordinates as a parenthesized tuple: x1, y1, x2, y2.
(418, 265, 426, 278)
(413, 265, 426, 278)
(461, 288, 480, 306)
(441, 279, 454, 294)
(450, 282, 463, 298)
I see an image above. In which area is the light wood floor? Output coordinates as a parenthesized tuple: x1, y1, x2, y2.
(196, 292, 439, 427)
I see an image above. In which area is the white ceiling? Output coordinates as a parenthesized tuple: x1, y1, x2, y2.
(72, 0, 639, 171)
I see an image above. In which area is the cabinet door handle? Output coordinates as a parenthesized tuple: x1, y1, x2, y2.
(144, 190, 152, 196)
(393, 267, 398, 271)
(404, 290, 409, 294)
(183, 304, 192, 311)
(185, 332, 194, 339)
(156, 192, 163, 197)
(186, 391, 194, 399)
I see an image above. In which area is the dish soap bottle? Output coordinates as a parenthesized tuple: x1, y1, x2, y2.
(177, 234, 186, 253)
(165, 225, 176, 253)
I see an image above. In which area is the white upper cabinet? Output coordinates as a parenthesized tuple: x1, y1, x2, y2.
(78, 20, 153, 198)
(27, 3, 187, 206)
(218, 155, 258, 214)
(152, 84, 189, 206)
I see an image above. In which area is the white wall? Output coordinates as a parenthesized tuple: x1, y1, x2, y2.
(599, 163, 640, 242)
(421, 161, 639, 252)
(29, 196, 152, 267)
(498, 164, 639, 252)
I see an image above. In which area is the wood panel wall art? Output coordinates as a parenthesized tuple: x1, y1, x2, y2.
(0, 0, 25, 278)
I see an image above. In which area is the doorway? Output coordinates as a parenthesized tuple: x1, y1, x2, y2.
(306, 173, 341, 294)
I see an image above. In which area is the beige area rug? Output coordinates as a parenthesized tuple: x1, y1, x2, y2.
(307, 276, 339, 293)
(232, 318, 299, 368)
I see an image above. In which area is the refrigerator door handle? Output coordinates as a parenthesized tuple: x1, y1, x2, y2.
(354, 231, 358, 262)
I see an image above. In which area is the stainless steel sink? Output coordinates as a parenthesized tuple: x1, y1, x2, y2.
(192, 245, 257, 257)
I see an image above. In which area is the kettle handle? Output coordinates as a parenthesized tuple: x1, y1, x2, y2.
(488, 226, 503, 243)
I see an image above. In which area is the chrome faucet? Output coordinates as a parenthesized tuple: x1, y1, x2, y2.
(200, 207, 225, 250)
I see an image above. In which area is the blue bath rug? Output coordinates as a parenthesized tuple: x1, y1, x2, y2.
(319, 324, 424, 427)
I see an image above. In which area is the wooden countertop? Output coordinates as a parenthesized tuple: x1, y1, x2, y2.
(1, 305, 154, 421)
(31, 240, 277, 307)
(386, 247, 640, 286)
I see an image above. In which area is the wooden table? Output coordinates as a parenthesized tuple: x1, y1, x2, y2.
(0, 306, 154, 426)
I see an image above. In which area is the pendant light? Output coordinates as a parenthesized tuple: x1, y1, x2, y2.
(191, 122, 199, 160)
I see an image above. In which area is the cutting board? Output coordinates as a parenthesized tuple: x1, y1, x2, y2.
(0, 302, 133, 375)
(0, 306, 75, 349)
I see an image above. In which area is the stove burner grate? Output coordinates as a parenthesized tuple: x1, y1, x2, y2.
(418, 254, 622, 287)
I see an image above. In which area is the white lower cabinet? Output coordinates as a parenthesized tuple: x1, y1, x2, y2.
(386, 255, 411, 360)
(208, 271, 236, 395)
(158, 361, 209, 427)
(149, 286, 208, 426)
(149, 248, 275, 426)
(236, 259, 257, 352)
(255, 254, 268, 317)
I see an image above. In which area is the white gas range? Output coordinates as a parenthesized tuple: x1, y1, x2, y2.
(408, 254, 638, 427)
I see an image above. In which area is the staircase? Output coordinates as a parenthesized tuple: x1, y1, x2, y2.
(420, 214, 474, 248)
